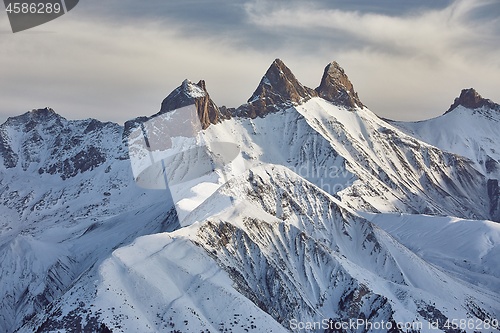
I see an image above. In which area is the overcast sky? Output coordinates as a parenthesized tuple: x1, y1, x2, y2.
(0, 0, 499, 125)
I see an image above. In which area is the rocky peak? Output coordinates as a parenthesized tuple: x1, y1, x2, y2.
(158, 79, 229, 130)
(3, 107, 64, 134)
(160, 80, 206, 113)
(315, 61, 364, 110)
(248, 59, 316, 104)
(445, 88, 500, 114)
(5, 107, 61, 126)
(237, 59, 317, 118)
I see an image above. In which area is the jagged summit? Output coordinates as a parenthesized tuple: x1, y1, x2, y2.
(144, 59, 365, 126)
(315, 61, 364, 110)
(4, 107, 63, 128)
(445, 88, 500, 114)
(157, 79, 229, 130)
(236, 59, 317, 118)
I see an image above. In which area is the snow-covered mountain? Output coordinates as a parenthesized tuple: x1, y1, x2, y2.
(1, 59, 499, 333)
(0, 109, 177, 332)
(391, 88, 500, 221)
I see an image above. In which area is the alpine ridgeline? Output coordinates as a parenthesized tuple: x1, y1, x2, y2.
(1, 59, 499, 333)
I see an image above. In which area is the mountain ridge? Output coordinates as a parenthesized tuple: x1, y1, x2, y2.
(6, 61, 498, 132)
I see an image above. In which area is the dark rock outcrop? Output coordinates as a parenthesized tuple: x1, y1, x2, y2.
(315, 61, 364, 110)
(445, 88, 500, 114)
(488, 179, 500, 222)
(45, 146, 106, 179)
(0, 132, 18, 168)
(485, 156, 499, 174)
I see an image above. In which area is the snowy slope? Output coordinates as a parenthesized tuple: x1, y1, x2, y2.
(198, 97, 491, 221)
(392, 105, 500, 179)
(25, 165, 500, 333)
(294, 98, 490, 220)
(364, 212, 500, 294)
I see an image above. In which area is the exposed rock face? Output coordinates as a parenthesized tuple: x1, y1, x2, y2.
(0, 132, 18, 169)
(315, 61, 364, 110)
(159, 79, 230, 130)
(445, 88, 500, 114)
(44, 146, 106, 180)
(488, 179, 500, 221)
(236, 59, 317, 118)
(236, 59, 365, 118)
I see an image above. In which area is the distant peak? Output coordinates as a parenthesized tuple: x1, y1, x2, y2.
(315, 61, 364, 110)
(445, 88, 499, 114)
(4, 107, 63, 127)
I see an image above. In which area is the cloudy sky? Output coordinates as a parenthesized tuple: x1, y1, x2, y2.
(0, 0, 499, 124)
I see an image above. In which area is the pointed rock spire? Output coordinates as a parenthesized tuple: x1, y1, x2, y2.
(445, 88, 499, 114)
(248, 59, 316, 105)
(237, 59, 317, 118)
(315, 61, 364, 110)
(158, 79, 229, 129)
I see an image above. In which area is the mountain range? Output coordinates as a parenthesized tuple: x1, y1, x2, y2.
(0, 59, 499, 333)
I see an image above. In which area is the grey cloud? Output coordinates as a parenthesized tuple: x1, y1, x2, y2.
(75, 0, 458, 51)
